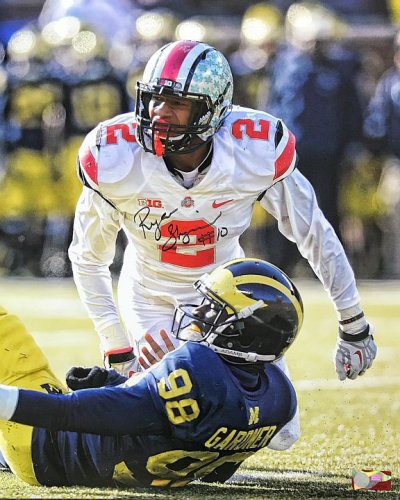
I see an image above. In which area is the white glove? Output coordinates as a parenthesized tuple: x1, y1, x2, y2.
(99, 324, 141, 377)
(333, 324, 377, 381)
(104, 347, 142, 377)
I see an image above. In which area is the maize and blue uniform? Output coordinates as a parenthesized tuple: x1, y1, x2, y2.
(8, 337, 296, 488)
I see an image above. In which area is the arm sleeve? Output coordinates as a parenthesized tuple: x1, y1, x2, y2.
(68, 187, 129, 352)
(12, 380, 167, 436)
(260, 169, 360, 311)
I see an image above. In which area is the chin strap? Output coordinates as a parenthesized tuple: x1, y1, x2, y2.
(213, 299, 265, 335)
(237, 300, 265, 319)
(203, 341, 277, 363)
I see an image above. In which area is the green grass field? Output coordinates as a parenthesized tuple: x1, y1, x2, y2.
(0, 277, 399, 499)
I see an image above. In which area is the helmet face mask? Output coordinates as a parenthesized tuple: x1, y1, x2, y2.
(135, 40, 233, 156)
(173, 287, 242, 342)
(172, 259, 304, 366)
(135, 86, 213, 155)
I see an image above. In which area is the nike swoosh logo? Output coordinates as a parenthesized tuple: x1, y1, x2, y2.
(212, 199, 233, 209)
(354, 350, 363, 365)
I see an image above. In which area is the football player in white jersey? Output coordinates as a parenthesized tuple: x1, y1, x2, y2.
(68, 40, 377, 451)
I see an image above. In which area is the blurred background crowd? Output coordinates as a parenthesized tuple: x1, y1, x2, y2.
(0, 0, 400, 280)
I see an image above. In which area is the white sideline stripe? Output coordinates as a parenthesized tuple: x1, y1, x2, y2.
(294, 375, 400, 391)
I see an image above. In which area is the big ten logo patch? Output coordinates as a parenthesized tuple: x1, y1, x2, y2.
(138, 198, 164, 209)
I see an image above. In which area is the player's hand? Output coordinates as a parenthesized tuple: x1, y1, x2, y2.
(333, 324, 377, 381)
(66, 366, 108, 390)
(139, 329, 175, 369)
(104, 347, 140, 377)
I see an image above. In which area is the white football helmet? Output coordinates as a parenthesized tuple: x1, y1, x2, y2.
(135, 40, 233, 155)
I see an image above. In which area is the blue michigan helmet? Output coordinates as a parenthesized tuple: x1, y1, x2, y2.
(173, 258, 304, 365)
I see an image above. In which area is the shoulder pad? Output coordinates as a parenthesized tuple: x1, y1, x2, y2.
(78, 112, 138, 188)
(98, 112, 137, 147)
(224, 107, 297, 181)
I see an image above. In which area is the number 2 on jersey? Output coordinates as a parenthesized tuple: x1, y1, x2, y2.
(158, 219, 216, 268)
(231, 118, 270, 140)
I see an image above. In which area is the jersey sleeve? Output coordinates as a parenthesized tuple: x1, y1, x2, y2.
(260, 169, 360, 311)
(68, 187, 126, 348)
(12, 376, 168, 436)
(10, 347, 217, 437)
(69, 123, 128, 349)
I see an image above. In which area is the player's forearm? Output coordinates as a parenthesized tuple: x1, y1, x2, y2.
(68, 188, 125, 334)
(71, 260, 120, 329)
(0, 385, 164, 435)
(70, 262, 129, 351)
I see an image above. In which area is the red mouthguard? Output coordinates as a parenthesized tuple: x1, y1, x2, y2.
(154, 131, 164, 156)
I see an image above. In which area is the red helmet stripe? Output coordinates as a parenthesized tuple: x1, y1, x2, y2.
(160, 40, 199, 81)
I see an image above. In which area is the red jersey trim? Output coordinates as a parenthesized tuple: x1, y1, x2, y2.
(80, 147, 98, 185)
(274, 130, 296, 180)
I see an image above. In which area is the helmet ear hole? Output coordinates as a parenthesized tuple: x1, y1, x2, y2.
(191, 100, 210, 126)
(139, 91, 151, 120)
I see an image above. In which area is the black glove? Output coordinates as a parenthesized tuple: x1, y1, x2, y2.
(66, 366, 109, 390)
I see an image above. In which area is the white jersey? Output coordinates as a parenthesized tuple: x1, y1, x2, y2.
(69, 105, 360, 350)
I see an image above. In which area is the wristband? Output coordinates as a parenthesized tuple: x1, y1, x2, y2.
(339, 324, 370, 342)
(107, 347, 135, 364)
(339, 311, 365, 325)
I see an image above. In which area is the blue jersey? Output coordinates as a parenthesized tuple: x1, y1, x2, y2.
(14, 343, 296, 488)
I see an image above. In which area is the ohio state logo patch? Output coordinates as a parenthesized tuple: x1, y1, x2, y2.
(181, 196, 195, 208)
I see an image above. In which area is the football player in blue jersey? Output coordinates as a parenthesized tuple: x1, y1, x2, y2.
(0, 258, 301, 488)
